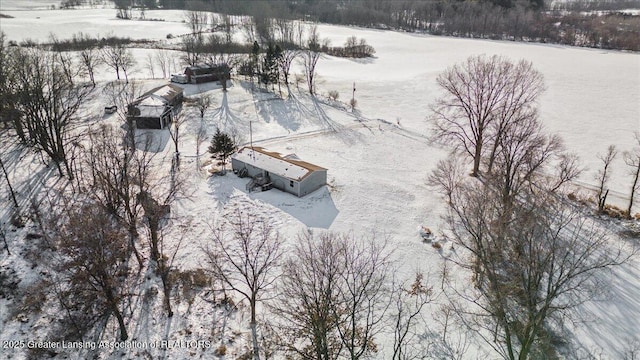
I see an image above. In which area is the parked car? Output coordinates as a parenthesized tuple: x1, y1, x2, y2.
(171, 73, 188, 84)
(104, 105, 118, 114)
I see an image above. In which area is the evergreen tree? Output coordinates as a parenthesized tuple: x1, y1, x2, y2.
(249, 41, 260, 83)
(208, 128, 237, 172)
(261, 43, 279, 87)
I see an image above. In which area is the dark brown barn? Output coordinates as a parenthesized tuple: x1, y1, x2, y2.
(183, 64, 230, 84)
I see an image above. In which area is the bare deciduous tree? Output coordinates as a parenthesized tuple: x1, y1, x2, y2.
(337, 236, 392, 360)
(487, 115, 573, 206)
(0, 135, 18, 209)
(155, 49, 173, 79)
(137, 156, 185, 317)
(595, 145, 617, 213)
(278, 49, 299, 92)
(303, 25, 323, 96)
(444, 177, 630, 359)
(145, 53, 155, 78)
(195, 95, 212, 169)
(221, 14, 234, 43)
(169, 110, 186, 166)
(430, 55, 544, 177)
(83, 124, 145, 269)
(102, 80, 140, 150)
(274, 18, 295, 44)
(273, 231, 391, 360)
(203, 210, 283, 360)
(184, 10, 209, 41)
(101, 44, 136, 82)
(181, 34, 203, 66)
(272, 231, 344, 360)
(57, 204, 130, 341)
(8, 47, 92, 179)
(114, 0, 132, 19)
(138, 189, 182, 318)
(390, 273, 434, 360)
(432, 127, 631, 359)
(78, 46, 102, 86)
(624, 132, 640, 218)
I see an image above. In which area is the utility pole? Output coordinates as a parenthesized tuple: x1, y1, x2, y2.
(250, 121, 255, 160)
(352, 82, 355, 103)
(351, 82, 356, 112)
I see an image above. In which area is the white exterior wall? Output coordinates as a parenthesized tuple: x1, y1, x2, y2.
(299, 170, 327, 196)
(231, 158, 326, 197)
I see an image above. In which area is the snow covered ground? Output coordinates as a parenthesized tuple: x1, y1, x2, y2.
(0, 3, 639, 360)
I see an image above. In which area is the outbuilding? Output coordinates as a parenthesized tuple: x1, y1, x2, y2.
(181, 64, 230, 84)
(231, 147, 327, 197)
(127, 84, 183, 129)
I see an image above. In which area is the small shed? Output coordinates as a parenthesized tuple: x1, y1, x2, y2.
(127, 84, 183, 130)
(183, 64, 230, 84)
(231, 147, 327, 197)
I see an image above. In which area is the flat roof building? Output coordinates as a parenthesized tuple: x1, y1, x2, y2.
(231, 147, 327, 197)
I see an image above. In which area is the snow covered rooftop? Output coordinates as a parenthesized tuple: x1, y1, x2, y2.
(138, 95, 167, 107)
(137, 105, 168, 118)
(137, 84, 183, 104)
(233, 147, 326, 181)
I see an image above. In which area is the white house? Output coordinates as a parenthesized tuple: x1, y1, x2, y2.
(231, 147, 327, 197)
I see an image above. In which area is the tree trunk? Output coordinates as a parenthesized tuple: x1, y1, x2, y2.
(0, 156, 18, 208)
(128, 228, 144, 272)
(1, 228, 10, 256)
(113, 306, 128, 341)
(487, 136, 500, 174)
(149, 218, 160, 262)
(250, 298, 260, 360)
(627, 164, 640, 219)
(106, 289, 128, 341)
(472, 141, 483, 177)
(161, 268, 173, 317)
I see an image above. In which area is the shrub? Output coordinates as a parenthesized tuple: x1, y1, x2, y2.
(214, 344, 227, 356)
(603, 204, 629, 219)
(328, 90, 339, 101)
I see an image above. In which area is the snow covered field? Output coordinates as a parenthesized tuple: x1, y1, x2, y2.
(0, 3, 639, 359)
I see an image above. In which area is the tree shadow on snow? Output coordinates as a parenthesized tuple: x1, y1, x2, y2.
(134, 129, 170, 153)
(253, 94, 305, 132)
(209, 91, 250, 135)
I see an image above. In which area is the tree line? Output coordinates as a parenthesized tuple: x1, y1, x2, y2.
(151, 0, 639, 51)
(55, 0, 640, 51)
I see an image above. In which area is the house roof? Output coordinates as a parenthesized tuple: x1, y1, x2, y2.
(138, 95, 166, 107)
(138, 83, 183, 104)
(232, 146, 326, 182)
(186, 64, 230, 76)
(136, 105, 170, 118)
